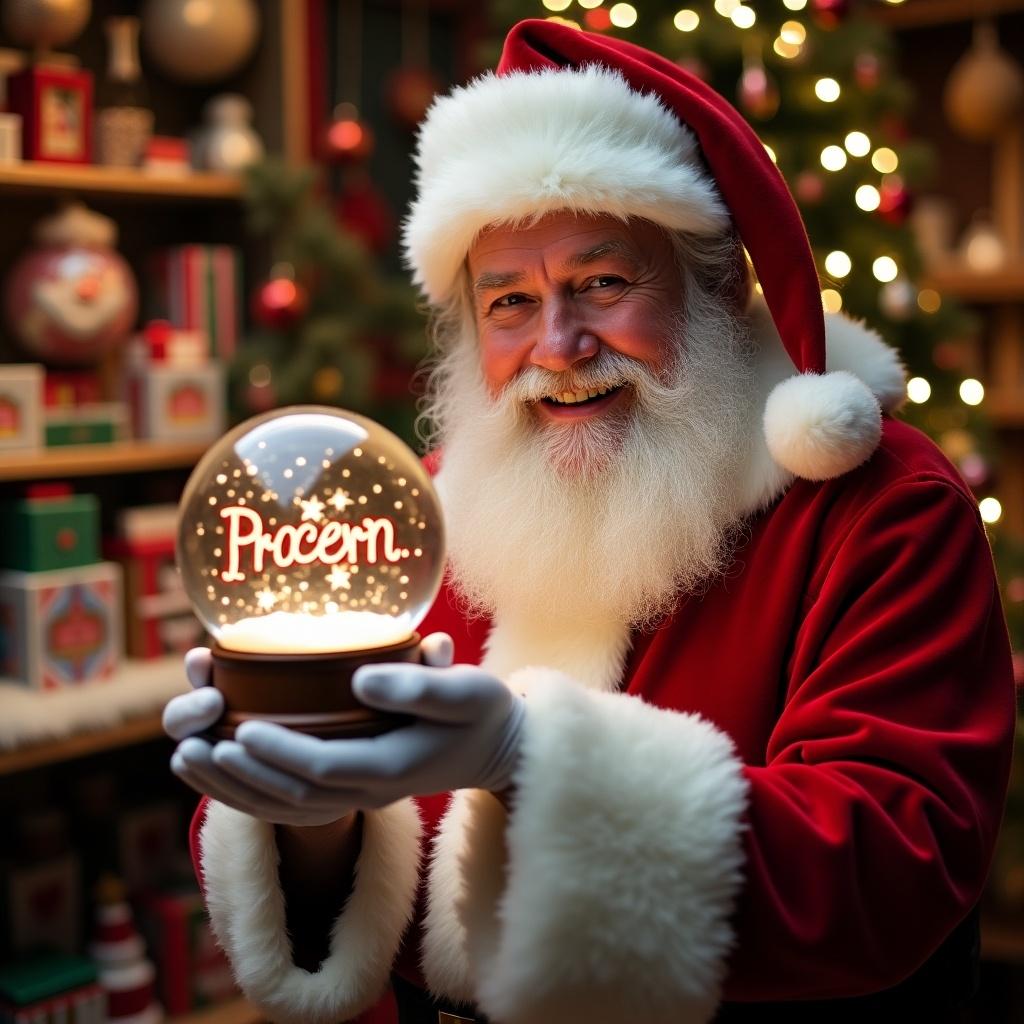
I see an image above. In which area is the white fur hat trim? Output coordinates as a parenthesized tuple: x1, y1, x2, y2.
(764, 371, 883, 482)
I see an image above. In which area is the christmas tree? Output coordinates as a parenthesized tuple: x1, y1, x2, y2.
(231, 159, 428, 446)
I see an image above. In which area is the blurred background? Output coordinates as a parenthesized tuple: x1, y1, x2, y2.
(0, 0, 1022, 1021)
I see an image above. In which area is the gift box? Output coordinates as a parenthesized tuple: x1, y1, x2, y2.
(105, 518, 202, 659)
(0, 953, 104, 1024)
(0, 490, 100, 573)
(44, 403, 128, 447)
(7, 65, 93, 165)
(0, 365, 44, 452)
(3, 855, 81, 956)
(138, 882, 236, 1015)
(127, 363, 225, 443)
(0, 562, 122, 690)
(148, 245, 242, 361)
(43, 371, 103, 410)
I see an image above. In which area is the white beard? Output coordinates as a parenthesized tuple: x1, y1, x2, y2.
(426, 284, 758, 632)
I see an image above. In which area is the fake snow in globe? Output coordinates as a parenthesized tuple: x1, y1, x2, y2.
(176, 405, 445, 737)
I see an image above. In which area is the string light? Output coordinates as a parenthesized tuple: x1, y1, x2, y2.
(609, 2, 637, 26)
(844, 132, 871, 157)
(578, 0, 604, 8)
(906, 377, 931, 404)
(780, 20, 806, 44)
(855, 184, 881, 211)
(824, 250, 852, 278)
(714, 0, 741, 15)
(815, 78, 841, 103)
(821, 288, 843, 313)
(542, 0, 572, 11)
(782, 0, 808, 8)
(774, 37, 802, 58)
(871, 147, 899, 173)
(820, 145, 847, 171)
(960, 378, 985, 406)
(673, 8, 699, 30)
(979, 497, 1002, 524)
(731, 5, 756, 27)
(872, 256, 898, 282)
(917, 289, 942, 313)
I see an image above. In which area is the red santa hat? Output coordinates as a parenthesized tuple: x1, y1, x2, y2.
(404, 19, 888, 482)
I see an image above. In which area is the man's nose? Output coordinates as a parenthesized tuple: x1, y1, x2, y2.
(529, 299, 599, 372)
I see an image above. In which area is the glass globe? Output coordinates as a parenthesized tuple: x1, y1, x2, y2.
(177, 406, 445, 655)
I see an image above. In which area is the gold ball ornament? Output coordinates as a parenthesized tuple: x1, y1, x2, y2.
(141, 0, 260, 85)
(3, 0, 90, 50)
(943, 20, 1024, 142)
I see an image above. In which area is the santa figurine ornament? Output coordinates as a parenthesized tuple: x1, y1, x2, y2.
(4, 202, 138, 366)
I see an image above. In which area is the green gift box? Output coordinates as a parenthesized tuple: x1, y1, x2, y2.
(0, 494, 100, 572)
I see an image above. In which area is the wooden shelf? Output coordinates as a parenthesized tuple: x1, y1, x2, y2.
(170, 997, 263, 1024)
(923, 265, 1024, 304)
(0, 713, 165, 776)
(0, 440, 209, 481)
(873, 0, 1024, 29)
(0, 163, 244, 202)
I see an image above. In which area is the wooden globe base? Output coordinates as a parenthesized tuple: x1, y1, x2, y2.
(209, 633, 421, 740)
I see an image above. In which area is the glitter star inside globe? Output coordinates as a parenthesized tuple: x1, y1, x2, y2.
(176, 405, 445, 737)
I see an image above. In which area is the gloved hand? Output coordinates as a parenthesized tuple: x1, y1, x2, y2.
(165, 636, 525, 825)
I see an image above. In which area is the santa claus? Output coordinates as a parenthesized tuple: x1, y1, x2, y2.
(165, 20, 1015, 1024)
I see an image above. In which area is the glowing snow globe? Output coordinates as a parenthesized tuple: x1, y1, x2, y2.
(177, 406, 445, 738)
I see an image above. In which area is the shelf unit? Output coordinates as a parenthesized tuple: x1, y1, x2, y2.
(171, 997, 262, 1024)
(873, 0, 1024, 29)
(0, 440, 210, 481)
(0, 163, 243, 201)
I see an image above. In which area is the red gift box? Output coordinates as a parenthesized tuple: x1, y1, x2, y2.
(7, 65, 93, 165)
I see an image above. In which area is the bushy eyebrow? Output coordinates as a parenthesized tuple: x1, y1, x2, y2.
(471, 238, 642, 295)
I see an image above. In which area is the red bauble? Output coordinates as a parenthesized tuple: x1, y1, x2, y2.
(811, 0, 849, 29)
(795, 171, 825, 205)
(854, 52, 882, 91)
(584, 7, 612, 31)
(336, 173, 395, 254)
(877, 178, 913, 225)
(738, 64, 780, 120)
(323, 103, 374, 163)
(386, 66, 441, 130)
(251, 276, 309, 331)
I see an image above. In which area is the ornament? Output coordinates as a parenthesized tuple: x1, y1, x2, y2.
(141, 0, 260, 85)
(854, 52, 881, 91)
(336, 172, 394, 254)
(4, 203, 138, 366)
(943, 20, 1024, 142)
(251, 267, 308, 331)
(584, 7, 612, 31)
(96, 17, 154, 168)
(175, 405, 446, 738)
(876, 177, 913, 226)
(2, 0, 90, 51)
(959, 453, 990, 488)
(738, 59, 779, 121)
(191, 94, 264, 172)
(89, 876, 163, 1024)
(961, 213, 1006, 272)
(795, 171, 825, 205)
(323, 102, 374, 163)
(811, 0, 848, 30)
(879, 277, 914, 321)
(387, 65, 441, 130)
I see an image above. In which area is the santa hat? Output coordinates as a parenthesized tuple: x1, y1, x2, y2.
(404, 19, 892, 482)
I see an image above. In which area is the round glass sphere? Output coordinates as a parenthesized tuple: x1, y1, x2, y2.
(177, 406, 445, 655)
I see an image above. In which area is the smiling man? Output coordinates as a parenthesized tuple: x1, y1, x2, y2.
(165, 19, 1015, 1024)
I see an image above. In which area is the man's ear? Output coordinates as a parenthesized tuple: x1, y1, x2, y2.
(724, 235, 753, 314)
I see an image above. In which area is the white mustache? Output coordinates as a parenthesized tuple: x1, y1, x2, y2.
(497, 350, 662, 407)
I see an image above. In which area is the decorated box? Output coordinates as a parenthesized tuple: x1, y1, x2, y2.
(138, 882, 236, 1015)
(0, 953, 104, 1024)
(148, 245, 242, 361)
(127, 363, 225, 443)
(0, 491, 100, 573)
(44, 403, 128, 447)
(0, 562, 122, 690)
(3, 855, 80, 955)
(0, 365, 43, 452)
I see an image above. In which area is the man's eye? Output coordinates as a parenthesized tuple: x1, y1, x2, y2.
(585, 275, 625, 290)
(493, 293, 528, 309)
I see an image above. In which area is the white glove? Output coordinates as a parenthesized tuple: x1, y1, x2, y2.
(165, 635, 525, 826)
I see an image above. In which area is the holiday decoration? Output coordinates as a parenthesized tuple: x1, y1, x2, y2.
(176, 406, 445, 738)
(126, 360, 225, 443)
(191, 94, 264, 173)
(4, 204, 138, 366)
(336, 172, 395, 254)
(44, 403, 127, 446)
(96, 16, 153, 167)
(738, 58, 779, 121)
(251, 267, 308, 331)
(140, 0, 260, 85)
(0, 364, 43, 452)
(943, 20, 1024, 143)
(0, 489, 99, 573)
(1, 0, 90, 51)
(323, 102, 374, 163)
(876, 177, 912, 226)
(7, 64, 93, 164)
(89, 876, 163, 1024)
(961, 213, 1006, 272)
(810, 0, 848, 30)
(0, 952, 105, 1024)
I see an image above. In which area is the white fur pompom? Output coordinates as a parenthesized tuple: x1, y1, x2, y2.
(763, 370, 882, 482)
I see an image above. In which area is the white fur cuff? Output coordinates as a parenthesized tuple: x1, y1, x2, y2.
(423, 670, 749, 1024)
(200, 800, 422, 1024)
